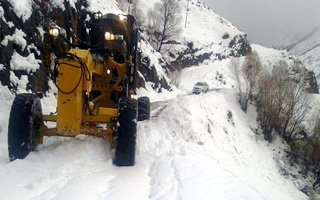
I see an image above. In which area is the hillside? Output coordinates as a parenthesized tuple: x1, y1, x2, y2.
(288, 27, 320, 84)
(0, 0, 311, 199)
(163, 0, 251, 68)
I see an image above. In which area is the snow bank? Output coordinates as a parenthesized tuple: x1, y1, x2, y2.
(0, 84, 14, 163)
(136, 82, 182, 102)
(136, 90, 307, 200)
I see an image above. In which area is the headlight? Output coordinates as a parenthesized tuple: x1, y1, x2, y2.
(105, 32, 112, 40)
(48, 28, 60, 37)
(105, 32, 124, 41)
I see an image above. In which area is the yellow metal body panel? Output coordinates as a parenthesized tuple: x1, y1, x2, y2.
(42, 127, 114, 138)
(42, 115, 57, 122)
(99, 108, 118, 116)
(56, 58, 84, 136)
(48, 49, 128, 138)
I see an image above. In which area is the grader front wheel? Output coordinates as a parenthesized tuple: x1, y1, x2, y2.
(8, 93, 43, 161)
(113, 97, 138, 166)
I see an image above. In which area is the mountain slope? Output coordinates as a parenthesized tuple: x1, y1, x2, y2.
(155, 0, 251, 68)
(289, 27, 320, 84)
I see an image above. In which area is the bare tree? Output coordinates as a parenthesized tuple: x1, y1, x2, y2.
(231, 57, 247, 111)
(147, 0, 182, 52)
(256, 60, 309, 142)
(281, 82, 309, 142)
(241, 51, 262, 112)
(231, 51, 261, 113)
(256, 71, 281, 141)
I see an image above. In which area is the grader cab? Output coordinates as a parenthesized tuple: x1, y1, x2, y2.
(7, 10, 150, 166)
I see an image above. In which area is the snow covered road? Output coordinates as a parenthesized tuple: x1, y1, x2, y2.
(0, 87, 308, 200)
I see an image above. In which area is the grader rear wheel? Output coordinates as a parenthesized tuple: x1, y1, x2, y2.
(138, 96, 150, 121)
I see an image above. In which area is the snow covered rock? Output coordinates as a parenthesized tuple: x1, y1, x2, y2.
(135, 36, 172, 92)
(0, 0, 50, 93)
(288, 27, 320, 88)
(253, 44, 319, 94)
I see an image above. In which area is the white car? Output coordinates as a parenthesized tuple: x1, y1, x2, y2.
(192, 82, 209, 94)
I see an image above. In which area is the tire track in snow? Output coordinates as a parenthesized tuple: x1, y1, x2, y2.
(146, 104, 185, 200)
(148, 156, 182, 200)
(29, 164, 115, 200)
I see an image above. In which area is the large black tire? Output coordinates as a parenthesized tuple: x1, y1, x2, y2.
(138, 96, 150, 121)
(8, 93, 43, 161)
(114, 97, 138, 166)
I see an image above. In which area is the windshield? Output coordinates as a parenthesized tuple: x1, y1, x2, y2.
(195, 82, 203, 86)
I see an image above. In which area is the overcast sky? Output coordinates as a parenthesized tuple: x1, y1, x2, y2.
(203, 0, 320, 48)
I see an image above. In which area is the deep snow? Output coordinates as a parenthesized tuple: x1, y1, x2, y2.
(0, 59, 308, 199)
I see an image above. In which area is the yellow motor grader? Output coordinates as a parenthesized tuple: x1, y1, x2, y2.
(7, 7, 150, 166)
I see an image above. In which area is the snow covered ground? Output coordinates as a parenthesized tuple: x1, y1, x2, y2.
(0, 59, 308, 199)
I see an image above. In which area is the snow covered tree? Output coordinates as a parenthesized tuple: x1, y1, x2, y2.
(147, 0, 182, 52)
